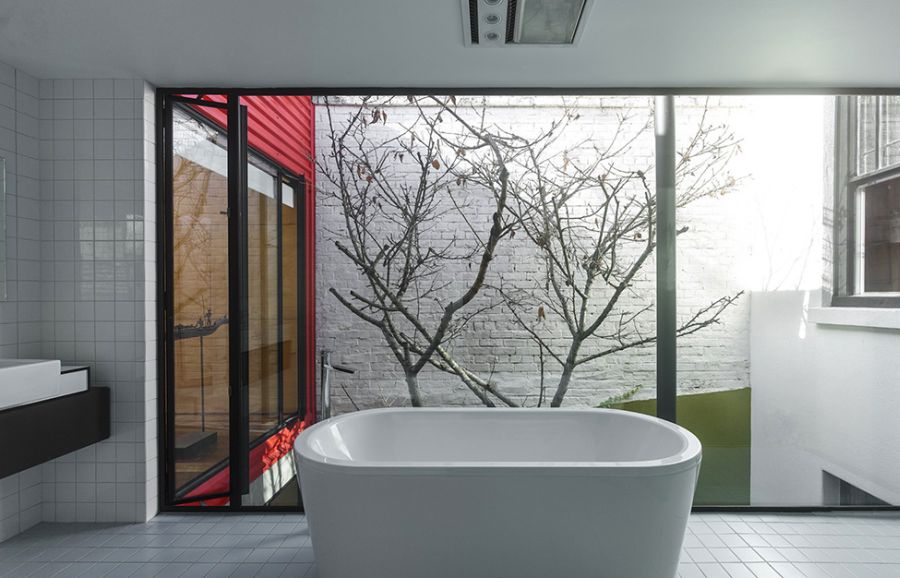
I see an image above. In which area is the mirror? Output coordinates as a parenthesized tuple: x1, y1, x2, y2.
(0, 157, 5, 301)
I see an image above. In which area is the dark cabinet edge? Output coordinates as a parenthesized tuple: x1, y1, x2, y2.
(0, 387, 111, 479)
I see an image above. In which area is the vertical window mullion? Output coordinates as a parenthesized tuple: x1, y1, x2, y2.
(227, 97, 250, 505)
(161, 95, 176, 505)
(654, 95, 677, 424)
(849, 97, 857, 296)
(847, 97, 860, 296)
(276, 176, 285, 425)
(875, 96, 882, 169)
(843, 97, 853, 297)
(297, 176, 308, 423)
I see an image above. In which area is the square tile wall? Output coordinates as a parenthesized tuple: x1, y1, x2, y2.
(37, 77, 157, 526)
(0, 59, 158, 540)
(0, 61, 46, 541)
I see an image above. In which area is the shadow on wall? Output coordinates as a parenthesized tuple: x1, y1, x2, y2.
(612, 388, 751, 506)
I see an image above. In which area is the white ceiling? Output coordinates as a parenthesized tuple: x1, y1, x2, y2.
(0, 0, 898, 90)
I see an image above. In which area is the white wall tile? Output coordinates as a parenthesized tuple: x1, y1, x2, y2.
(0, 61, 15, 87)
(73, 80, 92, 100)
(52, 80, 73, 99)
(0, 58, 158, 540)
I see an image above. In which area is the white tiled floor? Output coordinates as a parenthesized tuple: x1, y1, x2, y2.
(681, 512, 900, 577)
(0, 514, 316, 578)
(0, 512, 899, 577)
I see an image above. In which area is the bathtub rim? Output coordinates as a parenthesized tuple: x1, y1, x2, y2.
(295, 407, 702, 477)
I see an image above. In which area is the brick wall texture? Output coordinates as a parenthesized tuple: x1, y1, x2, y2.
(315, 95, 824, 412)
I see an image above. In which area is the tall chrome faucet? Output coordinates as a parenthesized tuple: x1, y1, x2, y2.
(320, 351, 356, 419)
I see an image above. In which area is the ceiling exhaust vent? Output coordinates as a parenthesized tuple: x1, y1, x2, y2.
(462, 0, 590, 46)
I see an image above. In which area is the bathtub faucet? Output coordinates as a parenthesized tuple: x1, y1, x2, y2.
(320, 351, 356, 419)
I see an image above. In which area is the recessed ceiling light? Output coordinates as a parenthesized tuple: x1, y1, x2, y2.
(485, 31, 500, 41)
(517, 0, 588, 44)
(485, 13, 501, 24)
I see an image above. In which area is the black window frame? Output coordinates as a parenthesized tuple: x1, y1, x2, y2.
(158, 94, 308, 511)
(832, 95, 900, 308)
(155, 87, 900, 516)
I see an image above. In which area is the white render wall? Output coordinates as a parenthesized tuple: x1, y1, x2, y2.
(316, 96, 826, 412)
(750, 291, 900, 505)
(0, 58, 157, 541)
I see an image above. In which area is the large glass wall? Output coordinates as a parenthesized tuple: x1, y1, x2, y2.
(670, 96, 826, 506)
(316, 94, 900, 509)
(316, 96, 657, 416)
(164, 91, 899, 510)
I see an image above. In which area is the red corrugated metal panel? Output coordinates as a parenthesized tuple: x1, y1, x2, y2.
(187, 94, 314, 179)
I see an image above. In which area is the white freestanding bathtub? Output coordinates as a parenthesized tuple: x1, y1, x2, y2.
(295, 408, 701, 578)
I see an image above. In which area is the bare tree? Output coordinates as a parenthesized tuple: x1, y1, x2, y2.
(412, 100, 745, 407)
(319, 96, 559, 406)
(322, 96, 745, 409)
(498, 101, 745, 406)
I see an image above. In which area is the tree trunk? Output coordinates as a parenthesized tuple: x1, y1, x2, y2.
(550, 360, 577, 407)
(551, 336, 584, 407)
(405, 371, 424, 407)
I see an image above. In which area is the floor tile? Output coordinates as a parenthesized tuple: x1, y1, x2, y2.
(1, 511, 899, 578)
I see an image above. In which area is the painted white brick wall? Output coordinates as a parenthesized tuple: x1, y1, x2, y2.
(316, 96, 824, 412)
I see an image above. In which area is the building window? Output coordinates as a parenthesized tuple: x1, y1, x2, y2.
(833, 96, 900, 307)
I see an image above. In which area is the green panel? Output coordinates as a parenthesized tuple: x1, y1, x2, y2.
(611, 388, 751, 505)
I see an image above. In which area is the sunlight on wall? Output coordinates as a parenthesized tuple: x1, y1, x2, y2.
(735, 96, 825, 292)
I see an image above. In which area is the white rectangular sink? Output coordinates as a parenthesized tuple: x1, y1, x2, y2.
(0, 359, 63, 411)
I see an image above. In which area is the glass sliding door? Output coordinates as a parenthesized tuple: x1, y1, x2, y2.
(246, 159, 281, 440)
(166, 100, 233, 503)
(161, 94, 309, 510)
(241, 167, 306, 508)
